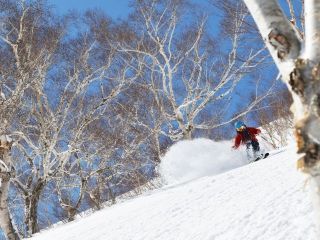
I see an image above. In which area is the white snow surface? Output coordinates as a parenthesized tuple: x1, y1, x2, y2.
(31, 138, 316, 240)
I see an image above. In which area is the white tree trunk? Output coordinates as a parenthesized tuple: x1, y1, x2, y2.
(0, 178, 18, 240)
(243, 0, 320, 237)
(302, 1, 320, 236)
(243, 0, 304, 118)
(0, 136, 18, 239)
(305, 0, 320, 59)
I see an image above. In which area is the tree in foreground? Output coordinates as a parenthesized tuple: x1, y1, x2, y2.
(243, 0, 320, 235)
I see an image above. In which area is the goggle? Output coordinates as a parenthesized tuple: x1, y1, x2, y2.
(237, 126, 246, 131)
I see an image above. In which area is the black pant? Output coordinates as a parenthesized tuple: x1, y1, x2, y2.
(246, 140, 260, 152)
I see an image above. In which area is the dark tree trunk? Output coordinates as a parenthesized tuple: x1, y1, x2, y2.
(25, 180, 45, 235)
(106, 181, 116, 205)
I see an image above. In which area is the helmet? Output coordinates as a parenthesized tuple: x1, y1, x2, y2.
(234, 120, 245, 130)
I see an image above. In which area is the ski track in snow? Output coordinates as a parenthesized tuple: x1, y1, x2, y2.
(31, 144, 316, 240)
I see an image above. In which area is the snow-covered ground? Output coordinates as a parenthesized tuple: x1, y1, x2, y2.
(31, 138, 316, 240)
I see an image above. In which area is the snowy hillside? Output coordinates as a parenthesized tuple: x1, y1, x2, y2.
(31, 139, 316, 240)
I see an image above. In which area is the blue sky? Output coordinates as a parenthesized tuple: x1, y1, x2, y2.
(46, 0, 280, 130)
(48, 0, 131, 19)
(48, 0, 215, 22)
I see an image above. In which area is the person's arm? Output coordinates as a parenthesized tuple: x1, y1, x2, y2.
(232, 134, 242, 149)
(248, 127, 261, 135)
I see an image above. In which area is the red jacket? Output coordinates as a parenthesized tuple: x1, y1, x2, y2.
(233, 127, 261, 149)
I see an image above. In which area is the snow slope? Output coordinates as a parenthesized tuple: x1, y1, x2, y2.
(31, 139, 316, 240)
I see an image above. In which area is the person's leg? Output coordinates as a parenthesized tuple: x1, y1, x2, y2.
(251, 140, 260, 158)
(246, 142, 252, 160)
(251, 140, 260, 152)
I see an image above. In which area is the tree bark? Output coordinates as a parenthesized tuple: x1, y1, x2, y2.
(66, 207, 77, 222)
(296, 1, 320, 236)
(25, 180, 45, 235)
(243, 0, 320, 237)
(305, 0, 320, 59)
(0, 136, 19, 240)
(0, 177, 19, 240)
(106, 181, 116, 205)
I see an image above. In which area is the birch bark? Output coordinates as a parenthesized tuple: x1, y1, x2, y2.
(0, 136, 18, 240)
(243, 0, 320, 236)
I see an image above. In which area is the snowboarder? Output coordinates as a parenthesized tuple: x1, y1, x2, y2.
(232, 121, 265, 161)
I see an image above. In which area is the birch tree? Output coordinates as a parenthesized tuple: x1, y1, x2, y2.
(0, 2, 142, 236)
(119, 0, 273, 142)
(0, 136, 18, 240)
(0, 0, 63, 238)
(11, 30, 140, 236)
(242, 0, 320, 235)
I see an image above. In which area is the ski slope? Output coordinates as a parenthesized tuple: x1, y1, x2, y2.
(31, 139, 316, 240)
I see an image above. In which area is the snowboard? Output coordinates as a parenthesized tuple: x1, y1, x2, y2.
(253, 152, 269, 162)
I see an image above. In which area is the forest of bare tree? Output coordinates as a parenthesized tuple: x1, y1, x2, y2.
(0, 0, 294, 239)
